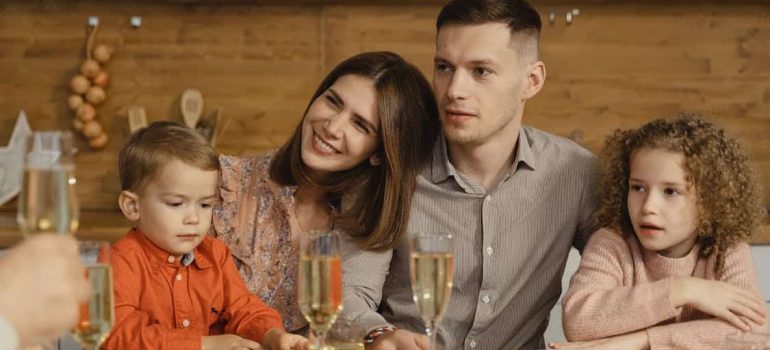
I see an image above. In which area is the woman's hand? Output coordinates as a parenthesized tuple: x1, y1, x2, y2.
(367, 329, 429, 350)
(671, 277, 767, 331)
(202, 334, 264, 350)
(549, 330, 649, 350)
(262, 328, 309, 350)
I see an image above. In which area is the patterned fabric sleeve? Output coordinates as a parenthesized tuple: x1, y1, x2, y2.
(213, 155, 261, 278)
(212, 153, 307, 333)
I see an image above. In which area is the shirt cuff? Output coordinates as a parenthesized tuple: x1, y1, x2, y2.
(0, 314, 20, 350)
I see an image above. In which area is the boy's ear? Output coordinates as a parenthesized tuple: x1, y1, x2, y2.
(118, 191, 141, 221)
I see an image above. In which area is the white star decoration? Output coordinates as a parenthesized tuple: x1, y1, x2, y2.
(0, 111, 32, 206)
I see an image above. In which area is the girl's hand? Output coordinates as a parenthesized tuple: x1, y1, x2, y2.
(548, 331, 649, 350)
(672, 277, 767, 331)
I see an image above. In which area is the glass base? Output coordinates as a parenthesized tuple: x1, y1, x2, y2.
(308, 342, 365, 350)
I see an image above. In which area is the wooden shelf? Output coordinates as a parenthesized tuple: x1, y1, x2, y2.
(0, 210, 130, 248)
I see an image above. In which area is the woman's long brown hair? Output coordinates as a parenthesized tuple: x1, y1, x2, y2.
(270, 51, 440, 251)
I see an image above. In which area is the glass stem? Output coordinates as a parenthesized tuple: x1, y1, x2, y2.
(426, 320, 438, 350)
(316, 330, 327, 350)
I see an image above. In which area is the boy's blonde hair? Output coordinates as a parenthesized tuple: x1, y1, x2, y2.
(596, 114, 766, 273)
(118, 121, 219, 193)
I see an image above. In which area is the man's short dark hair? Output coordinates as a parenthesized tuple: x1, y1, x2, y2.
(437, 0, 542, 47)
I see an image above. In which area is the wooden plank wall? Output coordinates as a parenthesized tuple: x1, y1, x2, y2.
(0, 1, 768, 237)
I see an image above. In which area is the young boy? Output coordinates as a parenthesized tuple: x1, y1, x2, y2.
(103, 121, 308, 350)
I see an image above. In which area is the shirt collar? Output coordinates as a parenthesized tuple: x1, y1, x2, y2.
(429, 127, 538, 184)
(130, 228, 212, 272)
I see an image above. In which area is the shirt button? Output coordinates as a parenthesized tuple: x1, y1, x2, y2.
(484, 195, 491, 202)
(167, 256, 175, 263)
(182, 319, 190, 328)
(175, 274, 182, 281)
(482, 294, 490, 303)
(469, 339, 477, 348)
(486, 246, 493, 255)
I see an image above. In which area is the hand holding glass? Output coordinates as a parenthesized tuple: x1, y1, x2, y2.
(72, 241, 114, 350)
(410, 233, 454, 350)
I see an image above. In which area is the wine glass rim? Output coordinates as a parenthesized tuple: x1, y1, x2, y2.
(413, 233, 453, 239)
(78, 240, 110, 245)
(30, 130, 73, 135)
(305, 229, 340, 234)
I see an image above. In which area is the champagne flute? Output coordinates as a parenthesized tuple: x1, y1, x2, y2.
(72, 241, 114, 350)
(299, 230, 343, 350)
(16, 132, 78, 349)
(325, 316, 366, 350)
(409, 233, 454, 350)
(16, 131, 79, 236)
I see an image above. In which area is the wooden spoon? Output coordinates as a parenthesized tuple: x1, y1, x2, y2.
(128, 106, 148, 134)
(210, 108, 229, 148)
(180, 89, 203, 129)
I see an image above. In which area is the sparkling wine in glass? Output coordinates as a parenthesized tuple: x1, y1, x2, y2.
(324, 316, 366, 350)
(72, 241, 114, 350)
(410, 233, 454, 350)
(16, 131, 79, 236)
(299, 230, 343, 350)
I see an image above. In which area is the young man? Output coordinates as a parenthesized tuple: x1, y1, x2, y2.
(104, 121, 308, 350)
(342, 1, 599, 349)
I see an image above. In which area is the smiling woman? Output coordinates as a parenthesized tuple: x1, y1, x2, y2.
(299, 74, 380, 178)
(212, 51, 440, 333)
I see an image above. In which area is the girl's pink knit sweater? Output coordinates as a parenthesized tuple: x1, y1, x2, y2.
(562, 228, 767, 349)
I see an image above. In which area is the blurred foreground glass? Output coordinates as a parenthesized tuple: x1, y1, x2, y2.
(72, 241, 114, 350)
(410, 233, 454, 350)
(726, 331, 770, 350)
(309, 316, 365, 350)
(299, 230, 343, 350)
(16, 131, 79, 236)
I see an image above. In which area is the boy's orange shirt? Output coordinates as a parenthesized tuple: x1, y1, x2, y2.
(102, 228, 284, 350)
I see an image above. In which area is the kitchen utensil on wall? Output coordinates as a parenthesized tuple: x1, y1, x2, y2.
(209, 108, 229, 148)
(127, 106, 148, 134)
(180, 89, 203, 129)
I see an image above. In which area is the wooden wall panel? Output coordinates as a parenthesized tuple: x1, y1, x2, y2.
(322, 6, 438, 73)
(0, 1, 768, 243)
(530, 5, 770, 209)
(0, 2, 321, 210)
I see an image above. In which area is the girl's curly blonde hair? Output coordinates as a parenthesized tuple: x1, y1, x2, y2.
(595, 114, 766, 273)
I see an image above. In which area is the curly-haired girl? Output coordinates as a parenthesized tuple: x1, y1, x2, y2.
(551, 115, 767, 350)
